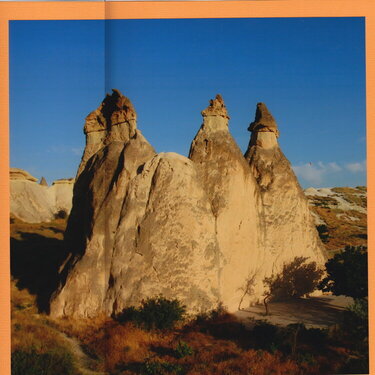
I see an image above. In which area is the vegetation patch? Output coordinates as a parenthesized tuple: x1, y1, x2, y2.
(12, 348, 80, 375)
(117, 296, 186, 331)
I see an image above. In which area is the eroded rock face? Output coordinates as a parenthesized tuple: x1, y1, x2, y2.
(50, 91, 156, 317)
(10, 168, 38, 182)
(78, 89, 138, 177)
(245, 103, 327, 278)
(50, 92, 327, 318)
(104, 153, 220, 316)
(10, 168, 74, 223)
(189, 95, 264, 311)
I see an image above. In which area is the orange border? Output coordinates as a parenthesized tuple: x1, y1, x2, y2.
(0, 1, 374, 374)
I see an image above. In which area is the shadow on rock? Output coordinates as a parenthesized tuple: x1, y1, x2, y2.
(11, 232, 69, 313)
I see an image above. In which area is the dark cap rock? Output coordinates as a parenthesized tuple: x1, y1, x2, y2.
(248, 102, 279, 137)
(84, 89, 137, 134)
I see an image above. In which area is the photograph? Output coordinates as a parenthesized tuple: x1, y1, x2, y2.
(7, 14, 369, 375)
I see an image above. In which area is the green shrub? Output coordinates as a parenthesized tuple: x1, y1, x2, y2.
(194, 303, 228, 325)
(318, 246, 368, 299)
(339, 298, 368, 348)
(340, 357, 369, 374)
(296, 352, 316, 366)
(11, 348, 80, 375)
(118, 296, 186, 331)
(251, 321, 279, 351)
(142, 360, 184, 375)
(299, 326, 328, 347)
(175, 341, 194, 358)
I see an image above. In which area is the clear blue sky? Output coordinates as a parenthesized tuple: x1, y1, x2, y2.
(10, 18, 366, 188)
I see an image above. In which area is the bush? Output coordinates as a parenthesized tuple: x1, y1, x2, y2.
(118, 296, 186, 331)
(339, 357, 369, 374)
(319, 246, 368, 299)
(194, 303, 228, 325)
(175, 341, 194, 358)
(339, 298, 368, 347)
(142, 360, 184, 375)
(11, 348, 79, 375)
(251, 321, 279, 351)
(264, 257, 324, 301)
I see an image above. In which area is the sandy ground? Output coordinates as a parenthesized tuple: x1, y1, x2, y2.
(235, 295, 353, 328)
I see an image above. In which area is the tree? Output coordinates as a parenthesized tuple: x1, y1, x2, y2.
(263, 257, 324, 315)
(238, 273, 256, 310)
(318, 246, 368, 299)
(264, 257, 324, 300)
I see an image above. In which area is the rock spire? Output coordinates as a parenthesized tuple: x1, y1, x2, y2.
(77, 89, 138, 176)
(39, 176, 48, 186)
(245, 102, 326, 275)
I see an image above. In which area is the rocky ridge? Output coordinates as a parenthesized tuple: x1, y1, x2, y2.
(48, 90, 328, 318)
(10, 169, 74, 223)
(305, 186, 367, 252)
(44, 90, 325, 317)
(49, 90, 327, 317)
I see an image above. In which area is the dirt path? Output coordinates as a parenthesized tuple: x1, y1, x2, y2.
(235, 295, 352, 328)
(57, 331, 107, 375)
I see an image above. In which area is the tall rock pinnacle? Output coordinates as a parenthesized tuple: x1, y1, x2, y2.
(189, 95, 263, 311)
(50, 91, 156, 317)
(245, 102, 326, 276)
(78, 89, 138, 176)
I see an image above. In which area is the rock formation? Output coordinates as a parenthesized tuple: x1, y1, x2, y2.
(78, 89, 138, 177)
(51, 90, 157, 317)
(10, 168, 38, 182)
(244, 103, 327, 276)
(49, 91, 327, 318)
(39, 176, 48, 186)
(189, 95, 264, 310)
(10, 168, 74, 223)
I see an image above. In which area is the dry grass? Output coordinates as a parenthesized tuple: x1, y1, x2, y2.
(10, 216, 67, 241)
(11, 280, 69, 354)
(54, 317, 166, 372)
(11, 279, 37, 313)
(312, 206, 367, 253)
(331, 186, 365, 195)
(306, 186, 367, 254)
(11, 278, 358, 375)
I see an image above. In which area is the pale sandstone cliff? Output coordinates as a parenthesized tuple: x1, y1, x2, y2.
(10, 168, 74, 223)
(50, 91, 327, 318)
(189, 95, 265, 311)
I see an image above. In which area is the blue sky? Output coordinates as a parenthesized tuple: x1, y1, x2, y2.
(10, 18, 366, 188)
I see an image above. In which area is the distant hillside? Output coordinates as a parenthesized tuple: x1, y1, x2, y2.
(305, 186, 367, 254)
